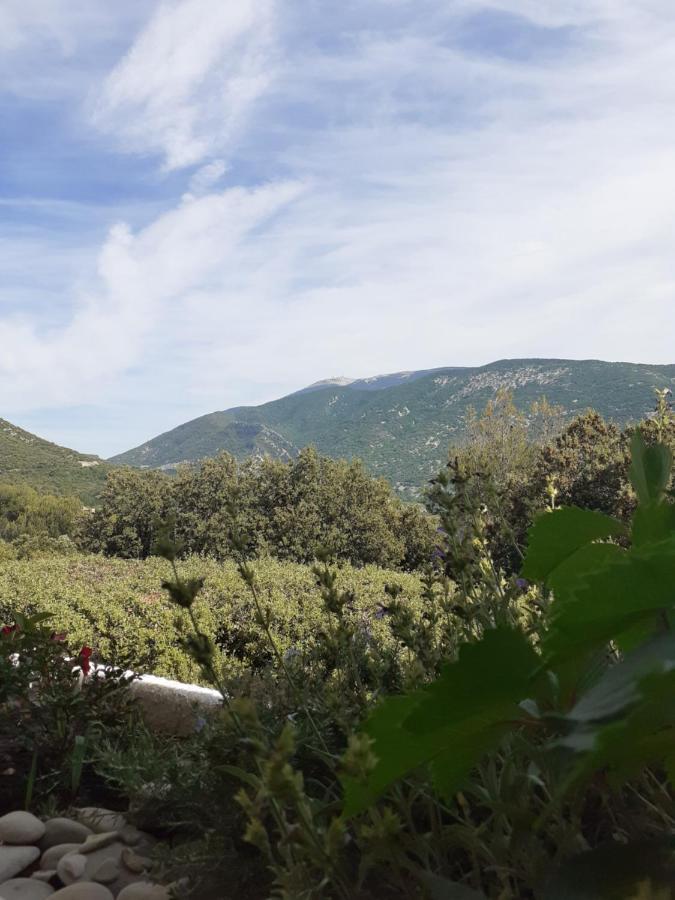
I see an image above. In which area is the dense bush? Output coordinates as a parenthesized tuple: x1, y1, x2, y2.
(80, 448, 437, 570)
(439, 389, 675, 574)
(0, 482, 82, 558)
(0, 554, 425, 685)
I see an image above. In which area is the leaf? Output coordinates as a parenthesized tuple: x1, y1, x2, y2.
(544, 536, 675, 663)
(422, 873, 487, 900)
(542, 839, 675, 900)
(630, 431, 672, 505)
(632, 501, 675, 548)
(342, 629, 539, 816)
(522, 508, 625, 584)
(565, 632, 675, 724)
(559, 668, 675, 786)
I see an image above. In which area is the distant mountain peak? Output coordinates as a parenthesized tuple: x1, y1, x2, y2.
(305, 376, 356, 390)
(111, 358, 675, 497)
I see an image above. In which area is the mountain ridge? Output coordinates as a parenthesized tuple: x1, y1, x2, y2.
(110, 358, 675, 494)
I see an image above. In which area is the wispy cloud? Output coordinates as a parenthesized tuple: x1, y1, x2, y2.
(92, 0, 277, 170)
(2, 0, 675, 455)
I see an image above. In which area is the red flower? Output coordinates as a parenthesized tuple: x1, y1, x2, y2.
(78, 645, 93, 676)
(1, 625, 17, 638)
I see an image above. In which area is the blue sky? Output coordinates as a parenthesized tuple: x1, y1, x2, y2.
(1, 1, 674, 456)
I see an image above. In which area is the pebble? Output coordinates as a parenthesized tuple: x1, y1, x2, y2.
(89, 859, 119, 885)
(50, 886, 114, 900)
(30, 872, 56, 883)
(73, 811, 126, 836)
(0, 878, 54, 898)
(119, 849, 150, 876)
(0, 813, 46, 846)
(40, 846, 82, 871)
(0, 847, 40, 883)
(116, 885, 169, 900)
(78, 834, 118, 856)
(39, 820, 92, 851)
(56, 855, 86, 886)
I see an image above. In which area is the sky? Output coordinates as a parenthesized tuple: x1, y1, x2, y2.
(1, 0, 674, 457)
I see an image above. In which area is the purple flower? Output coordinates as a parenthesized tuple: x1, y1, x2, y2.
(431, 547, 446, 561)
(515, 578, 529, 591)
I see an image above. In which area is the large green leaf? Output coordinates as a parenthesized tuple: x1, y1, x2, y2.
(632, 500, 675, 548)
(542, 839, 675, 899)
(342, 629, 539, 816)
(544, 536, 675, 663)
(564, 633, 675, 725)
(522, 508, 625, 584)
(630, 431, 672, 505)
(559, 668, 675, 786)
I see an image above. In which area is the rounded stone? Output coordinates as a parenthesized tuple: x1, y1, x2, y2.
(0, 813, 46, 846)
(0, 877, 54, 898)
(40, 846, 82, 871)
(51, 886, 114, 900)
(56, 855, 86, 886)
(73, 811, 126, 836)
(78, 835, 118, 856)
(89, 859, 119, 885)
(31, 871, 56, 883)
(0, 847, 41, 883)
(116, 885, 169, 900)
(39, 821, 92, 852)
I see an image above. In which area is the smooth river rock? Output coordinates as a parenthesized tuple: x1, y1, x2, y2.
(116, 884, 170, 900)
(56, 855, 87, 886)
(0, 847, 40, 883)
(40, 846, 82, 871)
(0, 813, 46, 846)
(39, 820, 92, 851)
(0, 877, 55, 898)
(50, 885, 114, 900)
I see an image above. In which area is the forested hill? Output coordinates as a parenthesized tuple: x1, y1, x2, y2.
(112, 358, 675, 494)
(0, 419, 110, 505)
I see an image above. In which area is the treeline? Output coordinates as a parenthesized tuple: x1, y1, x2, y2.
(2, 392, 672, 569)
(438, 388, 675, 574)
(79, 448, 437, 570)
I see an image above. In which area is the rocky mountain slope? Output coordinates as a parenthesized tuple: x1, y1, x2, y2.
(111, 358, 675, 494)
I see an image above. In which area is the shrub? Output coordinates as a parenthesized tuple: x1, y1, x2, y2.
(80, 448, 437, 570)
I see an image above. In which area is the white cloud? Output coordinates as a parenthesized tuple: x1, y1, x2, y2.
(0, 182, 303, 411)
(92, 0, 277, 169)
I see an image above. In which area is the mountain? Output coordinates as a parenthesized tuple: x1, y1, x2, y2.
(111, 359, 675, 495)
(0, 418, 111, 506)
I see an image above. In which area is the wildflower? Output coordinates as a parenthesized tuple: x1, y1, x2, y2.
(515, 578, 529, 592)
(78, 646, 93, 676)
(431, 546, 446, 561)
(1, 624, 17, 637)
(50, 631, 67, 642)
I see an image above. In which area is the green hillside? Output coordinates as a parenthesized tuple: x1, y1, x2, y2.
(111, 358, 675, 494)
(0, 418, 111, 505)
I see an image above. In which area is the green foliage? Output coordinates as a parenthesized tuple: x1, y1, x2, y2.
(0, 481, 82, 557)
(0, 610, 136, 810)
(0, 554, 425, 685)
(81, 448, 436, 569)
(341, 429, 675, 897)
